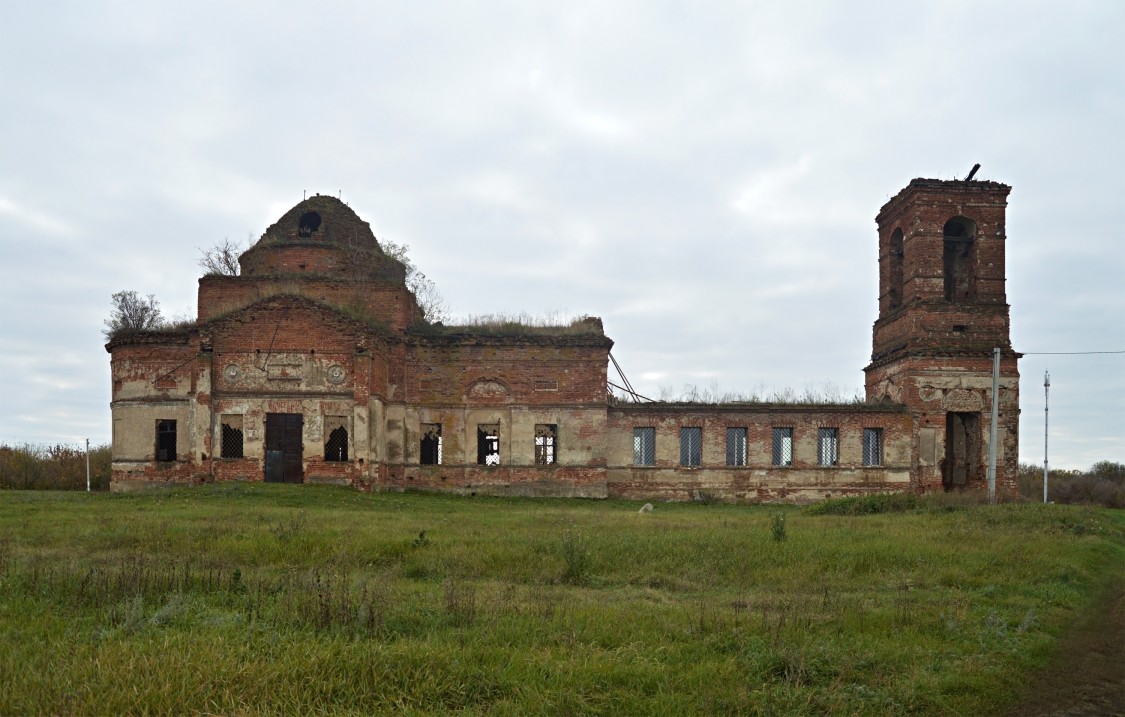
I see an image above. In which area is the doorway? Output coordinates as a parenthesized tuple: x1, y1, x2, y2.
(944, 412, 980, 489)
(265, 413, 304, 483)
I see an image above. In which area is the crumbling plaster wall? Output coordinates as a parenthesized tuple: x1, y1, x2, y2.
(109, 341, 206, 487)
(605, 405, 913, 502)
(374, 337, 613, 497)
(866, 355, 1021, 493)
(201, 300, 387, 488)
(208, 397, 370, 486)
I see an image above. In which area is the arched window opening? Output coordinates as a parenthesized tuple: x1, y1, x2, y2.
(943, 217, 976, 302)
(220, 415, 244, 459)
(889, 228, 904, 308)
(324, 417, 349, 462)
(420, 423, 442, 465)
(298, 211, 322, 238)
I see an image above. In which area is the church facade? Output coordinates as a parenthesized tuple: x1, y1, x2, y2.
(106, 175, 1020, 501)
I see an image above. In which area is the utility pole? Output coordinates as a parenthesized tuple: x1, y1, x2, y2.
(1043, 371, 1050, 503)
(987, 347, 1000, 504)
(85, 438, 90, 493)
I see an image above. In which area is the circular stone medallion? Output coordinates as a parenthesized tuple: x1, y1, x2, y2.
(326, 365, 346, 384)
(223, 364, 242, 383)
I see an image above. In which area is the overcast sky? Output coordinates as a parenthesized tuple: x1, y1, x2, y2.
(1, 1, 1122, 470)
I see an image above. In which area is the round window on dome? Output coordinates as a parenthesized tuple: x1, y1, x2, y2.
(298, 211, 322, 237)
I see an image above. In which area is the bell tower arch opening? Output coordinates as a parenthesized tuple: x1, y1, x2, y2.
(888, 228, 905, 309)
(942, 216, 977, 303)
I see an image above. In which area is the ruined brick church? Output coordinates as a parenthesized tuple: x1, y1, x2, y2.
(106, 175, 1020, 501)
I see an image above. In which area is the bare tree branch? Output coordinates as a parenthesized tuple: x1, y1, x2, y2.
(198, 237, 244, 276)
(104, 290, 164, 338)
(381, 240, 451, 323)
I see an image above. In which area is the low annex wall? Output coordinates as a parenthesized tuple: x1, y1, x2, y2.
(606, 402, 914, 503)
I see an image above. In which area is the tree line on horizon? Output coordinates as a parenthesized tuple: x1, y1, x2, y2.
(0, 443, 112, 491)
(1017, 460, 1125, 509)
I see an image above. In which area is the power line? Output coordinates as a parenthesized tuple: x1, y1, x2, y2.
(1022, 350, 1125, 355)
(152, 352, 203, 385)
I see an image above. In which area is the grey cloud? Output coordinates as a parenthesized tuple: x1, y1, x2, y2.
(0, 2, 1121, 468)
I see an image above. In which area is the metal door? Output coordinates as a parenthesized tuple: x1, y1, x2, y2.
(265, 413, 303, 483)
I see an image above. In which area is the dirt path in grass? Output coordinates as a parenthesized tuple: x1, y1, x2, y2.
(1004, 578, 1124, 717)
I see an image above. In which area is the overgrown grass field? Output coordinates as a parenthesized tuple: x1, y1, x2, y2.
(1, 485, 1121, 715)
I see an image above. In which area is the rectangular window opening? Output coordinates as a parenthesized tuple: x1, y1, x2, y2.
(220, 415, 244, 459)
(420, 423, 442, 465)
(477, 424, 500, 466)
(633, 427, 655, 466)
(726, 427, 747, 466)
(324, 416, 349, 462)
(679, 427, 702, 467)
(863, 428, 884, 467)
(535, 424, 557, 465)
(771, 427, 793, 467)
(156, 419, 176, 462)
(818, 427, 839, 466)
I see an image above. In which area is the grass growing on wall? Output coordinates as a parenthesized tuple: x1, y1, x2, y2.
(0, 484, 1122, 715)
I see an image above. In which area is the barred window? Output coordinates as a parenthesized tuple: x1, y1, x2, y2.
(420, 423, 442, 465)
(477, 424, 500, 466)
(679, 427, 702, 467)
(324, 416, 349, 462)
(726, 427, 747, 466)
(535, 424, 557, 465)
(863, 428, 883, 466)
(156, 420, 176, 462)
(771, 427, 793, 467)
(633, 427, 655, 466)
(817, 427, 839, 467)
(220, 415, 243, 459)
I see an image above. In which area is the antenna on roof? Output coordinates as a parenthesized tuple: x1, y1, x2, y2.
(965, 163, 981, 181)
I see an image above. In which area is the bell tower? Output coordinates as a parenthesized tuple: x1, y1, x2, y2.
(865, 177, 1020, 493)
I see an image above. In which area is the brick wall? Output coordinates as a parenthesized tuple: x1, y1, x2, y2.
(606, 403, 913, 502)
(875, 179, 1010, 319)
(866, 178, 1019, 497)
(199, 275, 420, 332)
(109, 178, 1022, 502)
(403, 340, 611, 405)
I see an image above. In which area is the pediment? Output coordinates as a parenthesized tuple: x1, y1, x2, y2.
(205, 295, 369, 335)
(465, 377, 511, 402)
(203, 294, 379, 358)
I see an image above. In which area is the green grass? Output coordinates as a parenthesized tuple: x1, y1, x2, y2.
(1, 485, 1122, 715)
(805, 492, 921, 515)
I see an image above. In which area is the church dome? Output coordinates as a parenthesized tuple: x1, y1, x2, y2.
(257, 194, 382, 248)
(239, 194, 401, 280)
